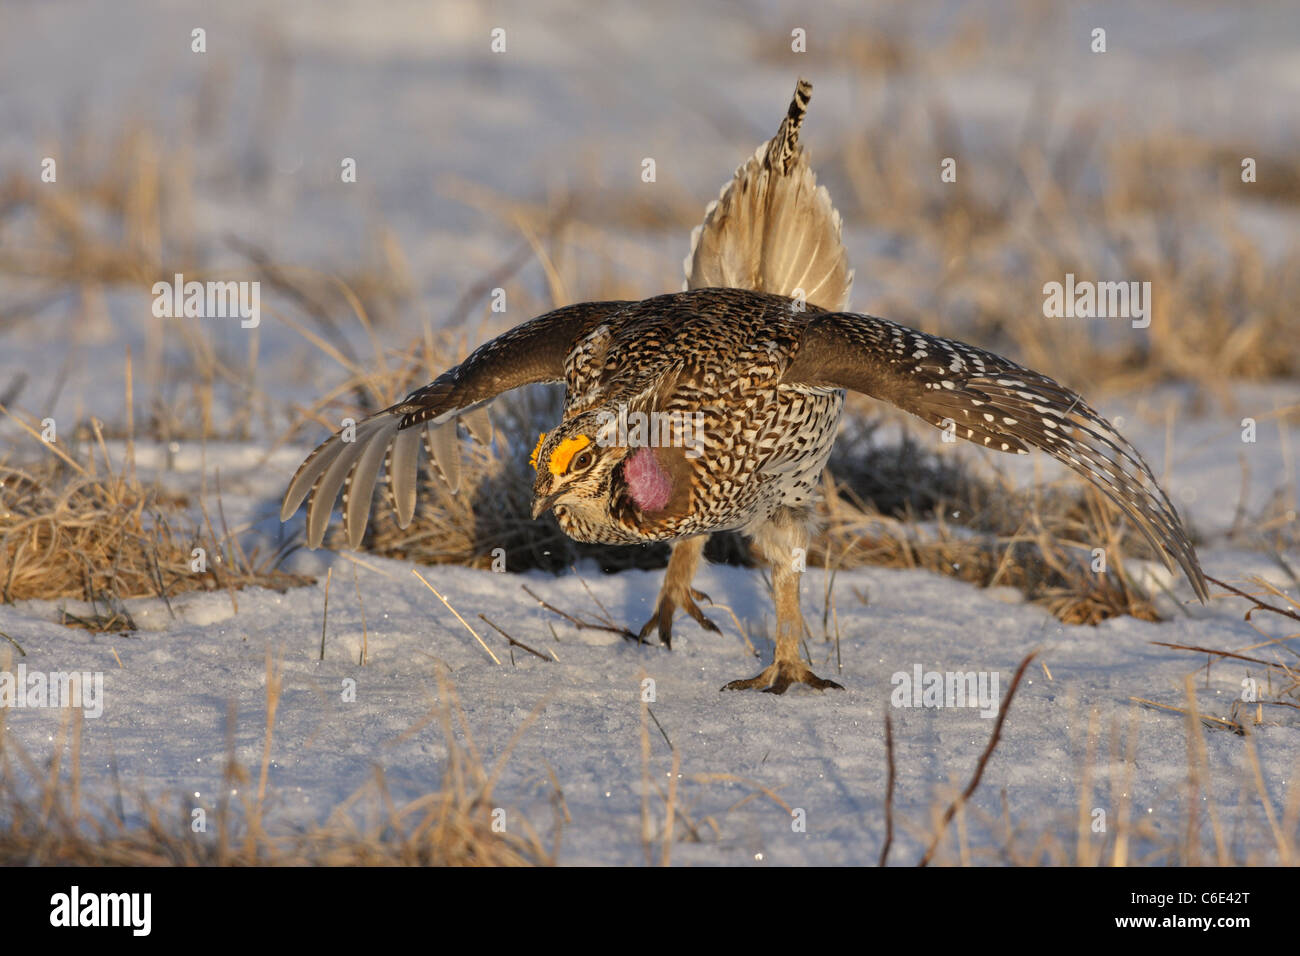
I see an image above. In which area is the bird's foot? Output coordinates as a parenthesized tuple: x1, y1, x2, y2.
(721, 659, 844, 695)
(636, 587, 720, 650)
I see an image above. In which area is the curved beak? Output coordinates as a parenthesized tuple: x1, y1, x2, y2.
(531, 491, 561, 520)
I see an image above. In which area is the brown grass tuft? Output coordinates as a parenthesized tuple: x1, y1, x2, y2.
(0, 438, 309, 629)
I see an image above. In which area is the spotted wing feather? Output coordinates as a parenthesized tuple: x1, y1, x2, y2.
(781, 311, 1209, 601)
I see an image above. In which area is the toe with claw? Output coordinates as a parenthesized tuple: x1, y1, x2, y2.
(721, 659, 844, 695)
(637, 587, 720, 649)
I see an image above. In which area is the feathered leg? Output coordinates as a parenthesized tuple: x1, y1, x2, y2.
(722, 508, 843, 694)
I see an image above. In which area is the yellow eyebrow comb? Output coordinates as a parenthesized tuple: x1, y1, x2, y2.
(548, 435, 591, 475)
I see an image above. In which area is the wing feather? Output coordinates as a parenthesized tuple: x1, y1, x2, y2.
(282, 300, 632, 548)
(343, 423, 392, 548)
(307, 432, 369, 549)
(426, 421, 461, 496)
(386, 425, 422, 529)
(462, 405, 494, 446)
(782, 311, 1209, 602)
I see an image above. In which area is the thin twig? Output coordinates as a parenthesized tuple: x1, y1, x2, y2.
(1151, 641, 1282, 669)
(573, 568, 620, 629)
(1207, 574, 1300, 624)
(478, 614, 550, 662)
(879, 713, 895, 867)
(918, 651, 1036, 867)
(520, 584, 638, 640)
(647, 706, 673, 752)
(318, 566, 332, 661)
(352, 564, 368, 667)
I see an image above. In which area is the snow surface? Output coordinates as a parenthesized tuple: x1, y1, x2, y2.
(1, 0, 1298, 864)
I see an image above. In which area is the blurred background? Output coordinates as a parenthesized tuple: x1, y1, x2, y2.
(3, 0, 1297, 426)
(0, 0, 1297, 619)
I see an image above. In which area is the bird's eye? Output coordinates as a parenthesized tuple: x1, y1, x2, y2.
(572, 450, 595, 472)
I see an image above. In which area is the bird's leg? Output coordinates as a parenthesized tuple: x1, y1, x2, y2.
(722, 512, 843, 694)
(636, 535, 719, 649)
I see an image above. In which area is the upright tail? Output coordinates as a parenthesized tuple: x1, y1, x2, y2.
(685, 78, 853, 312)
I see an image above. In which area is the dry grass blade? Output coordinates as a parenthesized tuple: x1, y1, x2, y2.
(411, 569, 502, 665)
(1129, 697, 1245, 735)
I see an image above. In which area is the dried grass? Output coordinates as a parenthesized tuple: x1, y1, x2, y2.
(0, 660, 551, 866)
(908, 643, 1298, 866)
(0, 422, 309, 630)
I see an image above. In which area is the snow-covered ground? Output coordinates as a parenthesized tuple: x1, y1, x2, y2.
(1, 0, 1297, 864)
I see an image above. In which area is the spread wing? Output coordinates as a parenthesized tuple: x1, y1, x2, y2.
(281, 300, 632, 548)
(685, 78, 853, 312)
(781, 311, 1209, 602)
